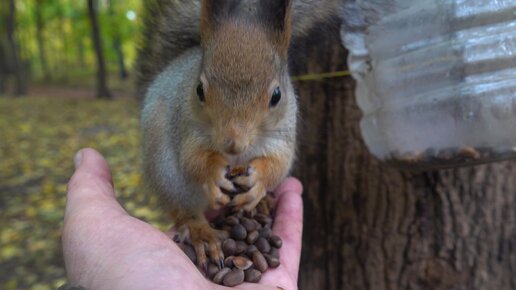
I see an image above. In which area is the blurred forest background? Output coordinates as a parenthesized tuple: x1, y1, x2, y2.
(0, 1, 168, 289)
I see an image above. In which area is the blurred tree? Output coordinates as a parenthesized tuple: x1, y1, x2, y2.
(0, 41, 6, 94)
(87, 0, 112, 99)
(34, 0, 50, 81)
(5, 0, 26, 95)
(108, 0, 128, 80)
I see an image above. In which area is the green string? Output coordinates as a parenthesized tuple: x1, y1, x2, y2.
(292, 70, 351, 81)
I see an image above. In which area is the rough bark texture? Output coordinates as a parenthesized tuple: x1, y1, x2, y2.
(87, 0, 112, 99)
(290, 22, 516, 290)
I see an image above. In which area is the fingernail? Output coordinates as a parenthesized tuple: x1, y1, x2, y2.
(74, 149, 84, 169)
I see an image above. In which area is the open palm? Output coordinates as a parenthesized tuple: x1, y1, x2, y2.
(63, 149, 303, 290)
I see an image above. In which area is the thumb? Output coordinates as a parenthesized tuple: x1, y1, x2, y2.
(263, 177, 303, 286)
(66, 148, 124, 216)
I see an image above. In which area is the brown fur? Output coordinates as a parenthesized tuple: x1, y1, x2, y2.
(135, 0, 342, 99)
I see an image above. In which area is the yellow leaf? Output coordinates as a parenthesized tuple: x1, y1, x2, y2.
(31, 284, 51, 290)
(25, 206, 37, 218)
(1, 245, 22, 259)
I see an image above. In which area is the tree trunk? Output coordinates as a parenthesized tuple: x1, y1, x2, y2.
(0, 42, 6, 94)
(77, 39, 86, 68)
(58, 11, 69, 79)
(108, 0, 128, 80)
(6, 0, 26, 96)
(113, 37, 128, 80)
(291, 22, 516, 290)
(87, 0, 111, 99)
(35, 0, 50, 81)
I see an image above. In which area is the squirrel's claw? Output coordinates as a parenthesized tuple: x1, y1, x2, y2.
(207, 239, 225, 270)
(205, 185, 231, 210)
(187, 219, 225, 273)
(217, 177, 236, 193)
(217, 256, 225, 269)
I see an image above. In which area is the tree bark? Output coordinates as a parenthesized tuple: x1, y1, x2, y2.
(87, 0, 112, 99)
(108, 0, 128, 80)
(35, 0, 50, 81)
(290, 22, 516, 290)
(6, 0, 26, 96)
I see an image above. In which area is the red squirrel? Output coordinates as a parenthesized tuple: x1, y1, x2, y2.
(139, 0, 341, 270)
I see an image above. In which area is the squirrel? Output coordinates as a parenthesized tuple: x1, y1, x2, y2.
(138, 0, 341, 270)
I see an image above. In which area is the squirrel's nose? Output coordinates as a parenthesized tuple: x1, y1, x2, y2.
(224, 139, 246, 155)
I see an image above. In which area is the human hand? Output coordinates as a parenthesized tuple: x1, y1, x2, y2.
(63, 148, 303, 290)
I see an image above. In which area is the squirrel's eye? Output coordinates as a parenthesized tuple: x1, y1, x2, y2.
(270, 87, 281, 107)
(196, 83, 205, 102)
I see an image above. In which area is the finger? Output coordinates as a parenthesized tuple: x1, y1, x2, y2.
(65, 148, 126, 217)
(272, 178, 303, 277)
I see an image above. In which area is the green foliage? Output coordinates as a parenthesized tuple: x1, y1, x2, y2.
(0, 97, 169, 289)
(13, 0, 142, 81)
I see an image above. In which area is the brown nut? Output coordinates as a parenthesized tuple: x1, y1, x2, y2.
(270, 247, 280, 259)
(222, 239, 236, 256)
(213, 267, 231, 285)
(255, 237, 271, 253)
(244, 208, 257, 218)
(258, 227, 272, 239)
(232, 256, 253, 270)
(264, 253, 280, 268)
(241, 217, 257, 232)
(252, 251, 268, 272)
(227, 166, 247, 179)
(246, 230, 259, 244)
(235, 241, 247, 255)
(231, 224, 247, 240)
(224, 256, 234, 268)
(246, 245, 258, 256)
(223, 269, 245, 287)
(269, 235, 283, 248)
(255, 213, 272, 226)
(225, 216, 240, 226)
(207, 263, 219, 279)
(252, 219, 262, 230)
(244, 268, 262, 283)
(179, 243, 196, 264)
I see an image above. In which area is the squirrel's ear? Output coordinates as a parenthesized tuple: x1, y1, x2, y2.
(200, 0, 240, 46)
(258, 0, 293, 56)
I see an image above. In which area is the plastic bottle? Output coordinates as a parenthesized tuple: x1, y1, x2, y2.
(340, 0, 516, 169)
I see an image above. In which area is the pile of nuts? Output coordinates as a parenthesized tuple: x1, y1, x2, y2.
(176, 167, 283, 287)
(176, 200, 282, 286)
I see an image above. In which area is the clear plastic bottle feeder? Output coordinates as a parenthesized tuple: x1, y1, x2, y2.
(340, 0, 516, 169)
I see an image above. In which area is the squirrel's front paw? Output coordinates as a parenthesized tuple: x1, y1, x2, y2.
(230, 182, 266, 211)
(203, 166, 234, 210)
(229, 173, 266, 212)
(231, 166, 258, 190)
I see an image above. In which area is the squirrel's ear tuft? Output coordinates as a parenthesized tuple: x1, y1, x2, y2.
(258, 0, 293, 56)
(200, 0, 240, 46)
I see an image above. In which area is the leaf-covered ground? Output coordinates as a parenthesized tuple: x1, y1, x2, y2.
(0, 96, 169, 289)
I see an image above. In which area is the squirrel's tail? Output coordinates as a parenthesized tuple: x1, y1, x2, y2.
(135, 0, 342, 98)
